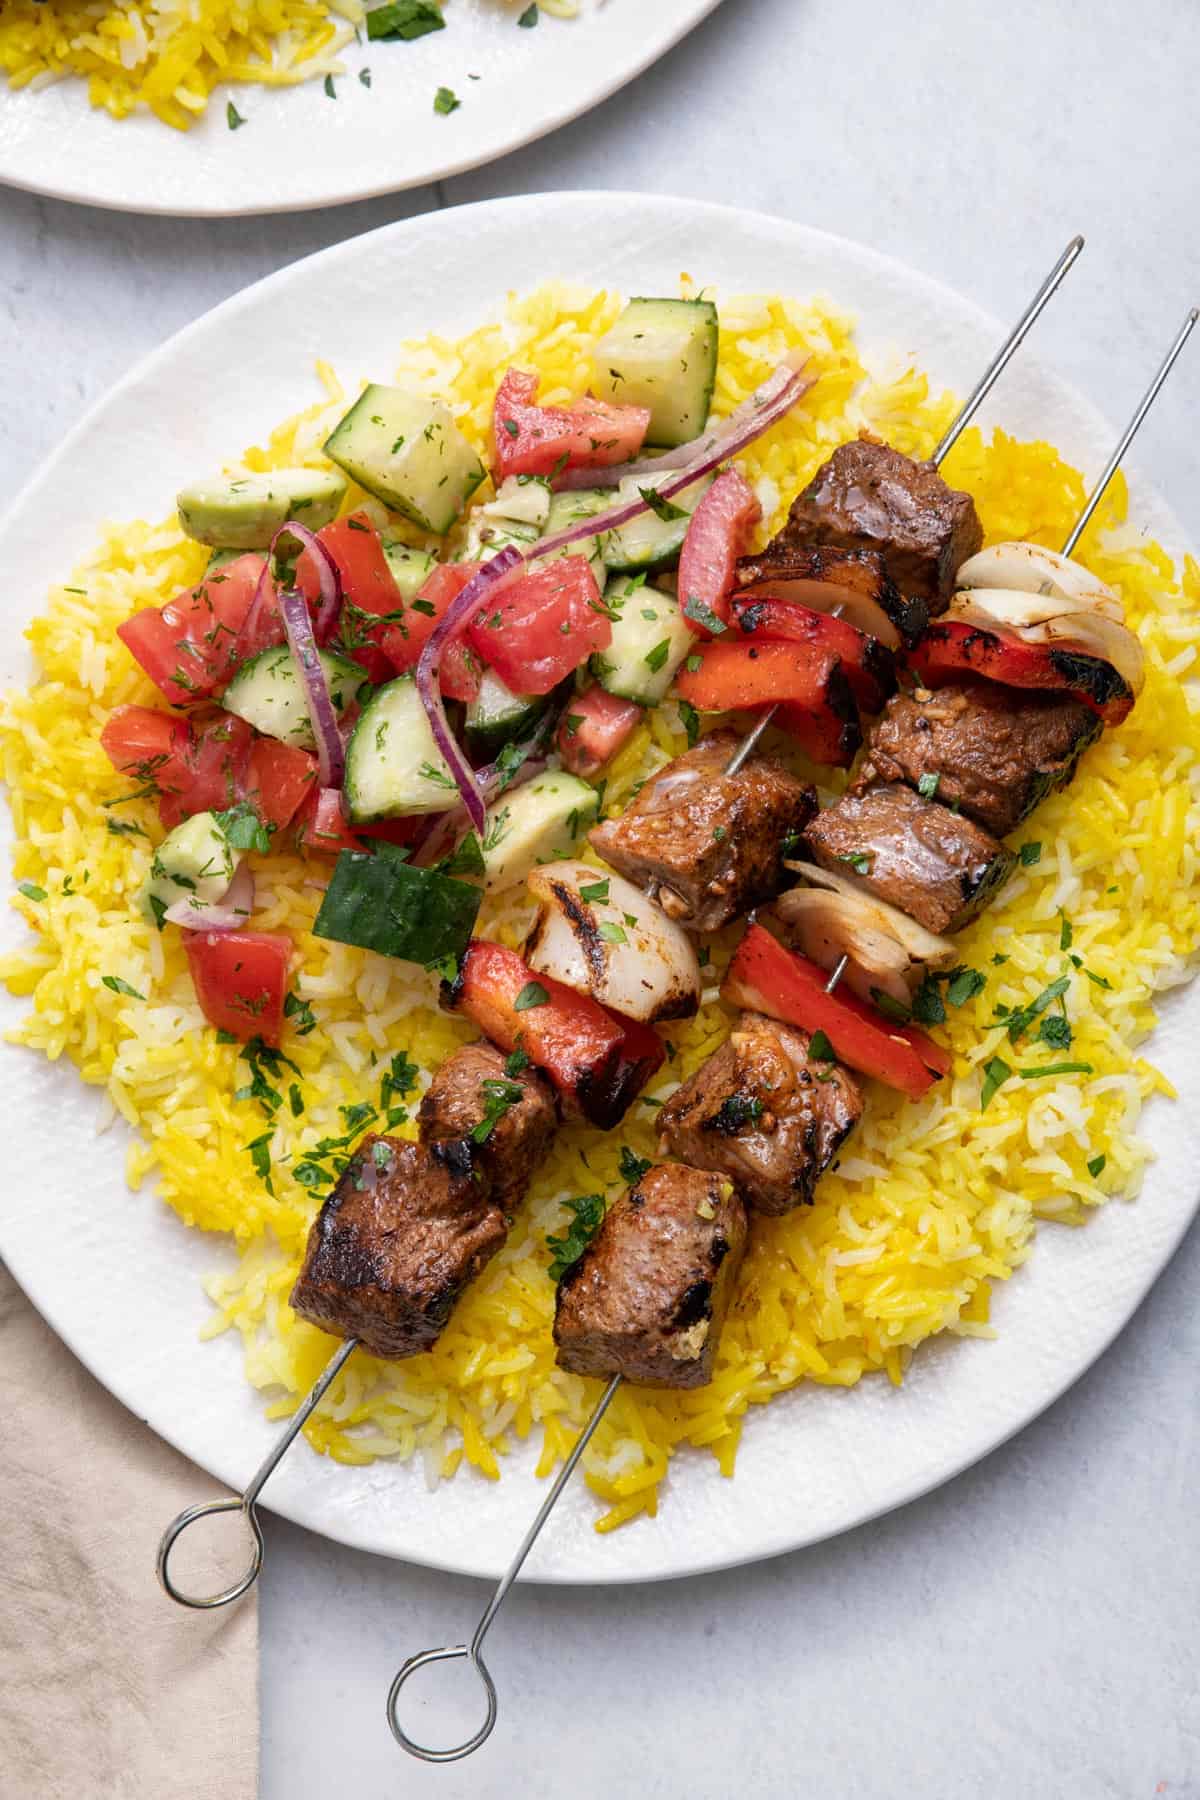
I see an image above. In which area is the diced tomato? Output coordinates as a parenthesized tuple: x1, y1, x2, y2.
(117, 555, 268, 705)
(732, 594, 898, 714)
(243, 739, 317, 834)
(358, 815, 429, 848)
(293, 786, 364, 856)
(380, 562, 483, 703)
(184, 930, 291, 1047)
(100, 704, 190, 797)
(907, 620, 1134, 725)
(467, 558, 610, 696)
(156, 713, 255, 828)
(492, 368, 650, 481)
(449, 939, 664, 1128)
(296, 512, 401, 683)
(677, 470, 761, 637)
(722, 924, 949, 1100)
(233, 562, 285, 664)
(557, 685, 643, 777)
(673, 639, 862, 768)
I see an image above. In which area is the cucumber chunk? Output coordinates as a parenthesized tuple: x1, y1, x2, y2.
(313, 842, 480, 969)
(177, 468, 347, 550)
(221, 645, 365, 751)
(542, 488, 609, 589)
(590, 576, 695, 705)
(205, 547, 258, 574)
(481, 771, 598, 893)
(343, 675, 460, 823)
(140, 811, 239, 926)
(381, 540, 437, 603)
(464, 669, 547, 759)
(591, 298, 719, 447)
(602, 473, 712, 576)
(324, 384, 486, 535)
(463, 513, 541, 561)
(482, 476, 552, 529)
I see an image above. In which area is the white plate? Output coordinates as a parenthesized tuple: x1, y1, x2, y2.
(1, 194, 1197, 1585)
(0, 0, 722, 217)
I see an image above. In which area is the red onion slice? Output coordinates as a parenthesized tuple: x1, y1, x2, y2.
(276, 520, 342, 640)
(235, 556, 276, 660)
(167, 860, 255, 932)
(280, 588, 345, 789)
(414, 357, 813, 834)
(554, 359, 813, 492)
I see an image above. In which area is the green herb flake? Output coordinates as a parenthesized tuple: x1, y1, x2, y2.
(638, 485, 688, 523)
(1019, 841, 1042, 866)
(289, 1084, 305, 1118)
(1087, 1153, 1107, 1179)
(102, 974, 145, 1000)
(366, 0, 445, 41)
(1059, 912, 1073, 951)
(227, 101, 247, 130)
(678, 698, 701, 748)
(284, 990, 318, 1036)
(618, 1146, 651, 1185)
(808, 1029, 836, 1064)
(1038, 1013, 1072, 1050)
(682, 595, 726, 635)
(546, 1191, 606, 1281)
(980, 1056, 1012, 1110)
(517, 1, 538, 22)
(597, 920, 627, 945)
(504, 1047, 530, 1077)
(917, 772, 940, 800)
(324, 73, 337, 98)
(837, 851, 872, 875)
(644, 639, 671, 675)
(16, 882, 46, 902)
(514, 980, 549, 1012)
(470, 1078, 525, 1145)
(214, 802, 272, 854)
(1018, 1061, 1094, 1080)
(945, 967, 985, 1009)
(579, 878, 610, 904)
(433, 85, 460, 114)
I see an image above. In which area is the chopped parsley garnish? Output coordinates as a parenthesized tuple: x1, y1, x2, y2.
(1059, 911, 1073, 951)
(517, 1, 538, 22)
(618, 1146, 651, 1185)
(945, 967, 986, 1009)
(808, 1029, 835, 1064)
(504, 1047, 530, 1078)
(1087, 1153, 1107, 1178)
(324, 74, 337, 98)
(994, 974, 1070, 1045)
(433, 85, 461, 115)
(546, 1192, 606, 1281)
(444, 830, 486, 878)
(470, 1078, 526, 1144)
(710, 1092, 764, 1133)
(284, 990, 318, 1036)
(380, 1050, 420, 1112)
(979, 1056, 1012, 1110)
(289, 1084, 305, 1118)
(1019, 841, 1042, 866)
(837, 851, 872, 874)
(227, 101, 247, 130)
(598, 920, 627, 945)
(644, 639, 671, 674)
(16, 882, 46, 902)
(871, 989, 913, 1023)
(514, 980, 549, 1011)
(1038, 1013, 1073, 1050)
(682, 595, 726, 635)
(579, 878, 610, 903)
(245, 1132, 274, 1193)
(214, 802, 272, 854)
(1018, 1061, 1094, 1079)
(106, 817, 147, 839)
(917, 772, 940, 800)
(678, 698, 701, 748)
(102, 974, 145, 1000)
(418, 760, 457, 789)
(366, 0, 445, 41)
(638, 486, 688, 522)
(1085, 969, 1112, 990)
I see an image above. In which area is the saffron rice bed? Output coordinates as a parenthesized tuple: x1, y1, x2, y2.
(3, 280, 1197, 1533)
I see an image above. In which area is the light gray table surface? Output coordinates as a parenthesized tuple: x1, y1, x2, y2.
(2, 2, 1198, 1795)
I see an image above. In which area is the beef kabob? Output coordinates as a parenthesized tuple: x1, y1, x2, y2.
(383, 306, 1195, 1767)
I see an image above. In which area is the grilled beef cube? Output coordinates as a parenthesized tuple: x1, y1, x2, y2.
(658, 1011, 861, 1215)
(418, 1041, 557, 1215)
(854, 681, 1102, 839)
(588, 730, 816, 932)
(734, 541, 926, 648)
(768, 438, 983, 611)
(290, 1136, 504, 1359)
(553, 1163, 747, 1389)
(804, 783, 1014, 935)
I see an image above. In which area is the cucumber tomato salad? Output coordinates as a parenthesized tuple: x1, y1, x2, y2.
(102, 296, 816, 1043)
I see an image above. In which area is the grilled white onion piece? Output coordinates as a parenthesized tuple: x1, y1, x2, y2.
(525, 859, 701, 1024)
(777, 861, 957, 1005)
(956, 541, 1122, 614)
(946, 591, 1145, 696)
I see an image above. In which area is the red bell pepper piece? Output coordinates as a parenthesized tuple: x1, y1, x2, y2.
(557, 685, 643, 777)
(448, 940, 665, 1128)
(184, 929, 292, 1047)
(722, 923, 949, 1100)
(677, 469, 761, 636)
(732, 594, 898, 714)
(907, 620, 1134, 725)
(673, 639, 862, 768)
(492, 368, 650, 481)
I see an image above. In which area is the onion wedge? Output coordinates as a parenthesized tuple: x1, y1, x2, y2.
(165, 860, 256, 933)
(525, 859, 701, 1024)
(956, 541, 1122, 613)
(946, 592, 1145, 697)
(776, 860, 957, 1005)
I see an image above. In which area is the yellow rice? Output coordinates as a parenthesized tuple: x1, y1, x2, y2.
(2, 281, 1198, 1533)
(0, 0, 585, 130)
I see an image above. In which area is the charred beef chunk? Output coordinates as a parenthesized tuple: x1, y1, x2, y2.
(854, 680, 1102, 839)
(418, 1041, 557, 1215)
(765, 438, 983, 612)
(553, 1162, 748, 1388)
(658, 1011, 862, 1215)
(290, 1136, 505, 1358)
(588, 730, 816, 932)
(803, 782, 1014, 935)
(734, 541, 926, 648)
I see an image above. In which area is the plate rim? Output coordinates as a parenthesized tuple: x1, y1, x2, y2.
(0, 0, 726, 218)
(2, 190, 1197, 1585)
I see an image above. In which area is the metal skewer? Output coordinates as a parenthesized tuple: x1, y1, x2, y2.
(722, 233, 1085, 777)
(385, 303, 1197, 1764)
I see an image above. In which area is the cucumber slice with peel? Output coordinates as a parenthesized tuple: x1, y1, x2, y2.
(177, 468, 347, 550)
(591, 297, 719, 447)
(465, 669, 547, 759)
(602, 473, 712, 576)
(343, 675, 460, 823)
(590, 576, 695, 705)
(140, 812, 240, 926)
(221, 645, 365, 750)
(324, 384, 486, 535)
(480, 770, 599, 893)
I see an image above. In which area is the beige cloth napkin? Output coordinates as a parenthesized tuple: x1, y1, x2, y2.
(0, 1263, 258, 1800)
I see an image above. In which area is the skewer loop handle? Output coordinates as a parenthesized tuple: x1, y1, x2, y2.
(156, 1496, 265, 1610)
(386, 1643, 498, 1764)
